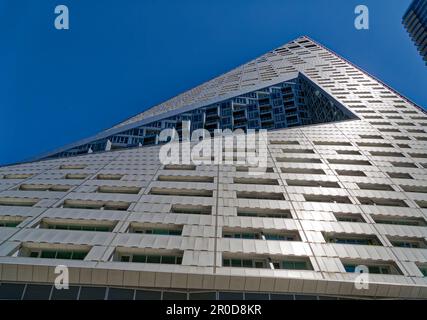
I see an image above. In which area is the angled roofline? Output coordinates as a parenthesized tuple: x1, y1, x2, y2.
(7, 35, 425, 166)
(9, 69, 359, 167)
(27, 72, 299, 162)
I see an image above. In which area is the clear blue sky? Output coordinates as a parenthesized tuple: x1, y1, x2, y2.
(0, 0, 425, 166)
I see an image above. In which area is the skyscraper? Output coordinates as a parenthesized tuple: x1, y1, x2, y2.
(403, 0, 427, 66)
(0, 36, 427, 300)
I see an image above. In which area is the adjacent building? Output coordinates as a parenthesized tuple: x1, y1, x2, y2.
(403, 0, 427, 65)
(0, 36, 427, 300)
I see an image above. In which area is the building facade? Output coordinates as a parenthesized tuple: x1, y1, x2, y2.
(0, 36, 427, 300)
(403, 0, 427, 66)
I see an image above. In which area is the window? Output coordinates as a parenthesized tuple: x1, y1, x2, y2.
(286, 180, 340, 188)
(408, 153, 427, 159)
(222, 227, 300, 241)
(115, 250, 183, 265)
(277, 260, 311, 270)
(170, 204, 212, 215)
(400, 185, 427, 194)
(96, 174, 123, 180)
(418, 265, 427, 277)
(223, 258, 267, 269)
(391, 162, 417, 168)
(314, 141, 352, 146)
(222, 255, 313, 270)
(327, 159, 371, 166)
(360, 134, 384, 139)
(60, 164, 87, 170)
(0, 216, 24, 227)
(397, 144, 410, 149)
(370, 151, 405, 157)
(65, 173, 89, 180)
(237, 208, 291, 219)
(303, 195, 352, 204)
(357, 142, 393, 148)
(270, 140, 299, 145)
(278, 157, 322, 164)
(0, 197, 39, 207)
(19, 245, 89, 260)
(40, 218, 116, 232)
(97, 186, 141, 194)
(334, 213, 366, 223)
(164, 164, 196, 171)
(223, 255, 312, 270)
(158, 175, 214, 183)
(236, 191, 285, 200)
(236, 166, 274, 173)
(3, 174, 33, 179)
(19, 184, 71, 192)
(282, 148, 315, 154)
(357, 183, 394, 191)
(372, 215, 426, 227)
(336, 170, 366, 177)
(336, 150, 361, 155)
(388, 236, 427, 249)
(128, 223, 182, 236)
(416, 201, 427, 209)
(324, 233, 381, 246)
(343, 261, 402, 275)
(234, 177, 279, 185)
(149, 187, 213, 197)
(62, 199, 130, 211)
(387, 172, 413, 179)
(281, 167, 325, 175)
(358, 197, 408, 207)
(393, 136, 411, 140)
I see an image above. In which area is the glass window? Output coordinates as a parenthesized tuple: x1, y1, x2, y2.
(133, 255, 146, 263)
(161, 256, 176, 264)
(107, 288, 135, 300)
(79, 287, 106, 300)
(163, 292, 187, 300)
(57, 251, 72, 259)
(242, 259, 253, 268)
(231, 259, 242, 267)
(51, 286, 79, 300)
(219, 292, 244, 300)
(135, 290, 161, 300)
(146, 255, 161, 263)
(41, 251, 56, 259)
(23, 285, 52, 300)
(0, 283, 26, 300)
(189, 292, 216, 300)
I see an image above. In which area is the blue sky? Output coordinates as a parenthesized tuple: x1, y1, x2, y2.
(0, 0, 425, 166)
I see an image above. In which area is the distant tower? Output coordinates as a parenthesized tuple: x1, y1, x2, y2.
(403, 0, 427, 65)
